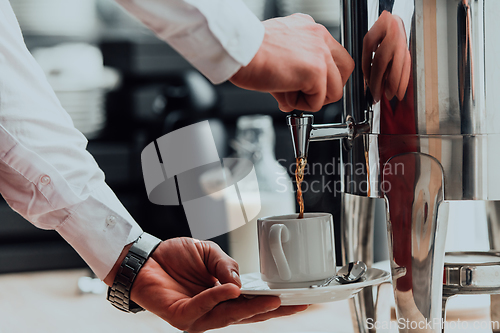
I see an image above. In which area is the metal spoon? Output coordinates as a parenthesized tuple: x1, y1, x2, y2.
(309, 261, 367, 288)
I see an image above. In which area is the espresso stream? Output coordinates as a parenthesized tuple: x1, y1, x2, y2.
(295, 157, 307, 219)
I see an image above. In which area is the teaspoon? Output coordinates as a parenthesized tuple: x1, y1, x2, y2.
(309, 261, 367, 288)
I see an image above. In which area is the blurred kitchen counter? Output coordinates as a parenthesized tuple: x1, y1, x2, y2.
(0, 269, 355, 333)
(1, 269, 494, 333)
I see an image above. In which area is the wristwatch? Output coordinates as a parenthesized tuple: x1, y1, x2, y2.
(107, 232, 162, 313)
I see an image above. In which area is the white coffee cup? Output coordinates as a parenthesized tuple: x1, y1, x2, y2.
(257, 213, 336, 288)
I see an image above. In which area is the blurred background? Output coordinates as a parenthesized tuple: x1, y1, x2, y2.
(4, 0, 489, 275)
(1, 0, 354, 275)
(1, 2, 494, 332)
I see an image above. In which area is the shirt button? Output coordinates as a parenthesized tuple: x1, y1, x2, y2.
(40, 175, 51, 185)
(105, 215, 117, 228)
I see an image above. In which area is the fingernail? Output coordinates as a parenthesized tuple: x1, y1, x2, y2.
(243, 295, 256, 299)
(231, 270, 241, 287)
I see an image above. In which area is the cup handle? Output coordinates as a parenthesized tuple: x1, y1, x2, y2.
(269, 224, 292, 281)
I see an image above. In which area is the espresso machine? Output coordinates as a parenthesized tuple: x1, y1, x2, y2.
(288, 0, 500, 332)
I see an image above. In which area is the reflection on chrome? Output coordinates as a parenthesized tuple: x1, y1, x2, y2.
(287, 0, 500, 332)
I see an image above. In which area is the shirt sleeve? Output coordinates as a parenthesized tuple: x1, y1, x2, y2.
(0, 2, 143, 280)
(114, 0, 265, 84)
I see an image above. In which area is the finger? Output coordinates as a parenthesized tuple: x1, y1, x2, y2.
(385, 43, 406, 100)
(272, 92, 295, 112)
(396, 50, 411, 100)
(285, 64, 327, 112)
(369, 38, 396, 102)
(285, 91, 298, 110)
(200, 241, 241, 287)
(183, 283, 241, 321)
(321, 26, 354, 86)
(191, 296, 281, 332)
(323, 52, 344, 104)
(362, 12, 390, 82)
(285, 89, 323, 112)
(236, 305, 310, 324)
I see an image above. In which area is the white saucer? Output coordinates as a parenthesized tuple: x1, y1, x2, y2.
(240, 268, 390, 305)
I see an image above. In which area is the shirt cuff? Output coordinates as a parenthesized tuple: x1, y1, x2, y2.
(116, 0, 265, 84)
(181, 0, 265, 83)
(56, 183, 143, 280)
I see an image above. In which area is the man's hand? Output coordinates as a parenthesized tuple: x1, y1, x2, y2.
(126, 238, 307, 333)
(362, 11, 411, 103)
(230, 14, 354, 112)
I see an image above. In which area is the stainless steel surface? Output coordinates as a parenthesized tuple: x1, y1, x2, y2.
(339, 0, 500, 201)
(441, 294, 455, 333)
(350, 134, 500, 201)
(342, 0, 492, 136)
(341, 0, 370, 127)
(486, 202, 500, 332)
(384, 153, 449, 333)
(286, 0, 500, 332)
(442, 251, 500, 332)
(309, 261, 368, 288)
(286, 114, 313, 159)
(341, 193, 376, 333)
(444, 251, 500, 293)
(486, 201, 500, 250)
(309, 117, 353, 142)
(349, 287, 376, 333)
(286, 113, 370, 160)
(341, 261, 368, 283)
(309, 275, 338, 288)
(341, 194, 375, 266)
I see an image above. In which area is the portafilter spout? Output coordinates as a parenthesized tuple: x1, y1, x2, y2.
(286, 112, 371, 160)
(286, 114, 314, 160)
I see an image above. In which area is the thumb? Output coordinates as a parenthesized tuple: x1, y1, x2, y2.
(220, 267, 242, 288)
(203, 241, 242, 287)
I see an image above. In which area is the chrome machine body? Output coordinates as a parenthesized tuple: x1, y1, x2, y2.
(287, 0, 500, 332)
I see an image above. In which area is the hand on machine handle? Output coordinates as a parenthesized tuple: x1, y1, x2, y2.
(230, 13, 354, 112)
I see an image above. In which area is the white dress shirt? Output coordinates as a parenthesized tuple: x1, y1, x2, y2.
(0, 0, 264, 280)
(115, 0, 264, 84)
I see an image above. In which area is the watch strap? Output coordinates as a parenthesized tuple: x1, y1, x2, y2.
(107, 232, 162, 313)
